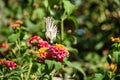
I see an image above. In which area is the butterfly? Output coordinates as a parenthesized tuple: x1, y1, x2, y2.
(44, 17, 57, 43)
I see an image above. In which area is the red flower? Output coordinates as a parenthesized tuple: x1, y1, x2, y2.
(4, 60, 17, 69)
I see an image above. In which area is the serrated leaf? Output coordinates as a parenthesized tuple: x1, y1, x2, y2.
(63, 1, 75, 15)
(8, 33, 20, 42)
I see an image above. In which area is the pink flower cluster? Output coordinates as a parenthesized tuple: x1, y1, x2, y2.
(0, 59, 17, 69)
(29, 36, 69, 62)
(38, 41, 50, 48)
(49, 44, 69, 62)
(4, 60, 17, 69)
(29, 36, 43, 46)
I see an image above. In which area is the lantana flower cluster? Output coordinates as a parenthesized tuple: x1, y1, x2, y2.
(0, 42, 9, 55)
(111, 37, 120, 42)
(29, 36, 69, 62)
(0, 59, 17, 69)
(11, 20, 23, 28)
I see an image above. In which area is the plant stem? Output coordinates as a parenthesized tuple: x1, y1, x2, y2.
(61, 18, 64, 41)
(25, 59, 32, 80)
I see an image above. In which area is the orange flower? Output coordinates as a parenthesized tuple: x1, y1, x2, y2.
(11, 20, 23, 28)
(111, 37, 120, 42)
(0, 59, 3, 64)
(0, 43, 9, 56)
(11, 23, 20, 28)
(15, 20, 23, 25)
(38, 47, 48, 58)
(0, 43, 9, 48)
(110, 63, 116, 71)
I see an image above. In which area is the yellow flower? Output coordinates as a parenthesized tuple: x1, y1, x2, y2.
(38, 47, 48, 58)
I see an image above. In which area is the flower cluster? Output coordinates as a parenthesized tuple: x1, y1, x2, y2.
(4, 60, 17, 69)
(29, 36, 43, 46)
(0, 42, 9, 56)
(0, 59, 17, 69)
(38, 41, 50, 48)
(111, 37, 120, 42)
(0, 59, 3, 64)
(49, 44, 69, 62)
(29, 36, 69, 62)
(11, 20, 23, 28)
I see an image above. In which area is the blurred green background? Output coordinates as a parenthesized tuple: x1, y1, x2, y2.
(0, 0, 120, 79)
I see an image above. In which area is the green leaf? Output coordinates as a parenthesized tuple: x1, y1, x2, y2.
(63, 0, 75, 15)
(13, 67, 25, 73)
(32, 8, 45, 20)
(43, 0, 48, 8)
(107, 55, 112, 64)
(107, 71, 113, 79)
(8, 33, 20, 42)
(68, 47, 78, 54)
(64, 60, 73, 67)
(9, 76, 21, 80)
(69, 36, 77, 45)
(54, 61, 61, 71)
(64, 60, 86, 80)
(113, 51, 120, 63)
(45, 60, 54, 71)
(67, 16, 78, 29)
(93, 73, 104, 80)
(25, 18, 36, 30)
(72, 62, 86, 80)
(31, 63, 39, 73)
(94, 41, 104, 50)
(0, 48, 5, 52)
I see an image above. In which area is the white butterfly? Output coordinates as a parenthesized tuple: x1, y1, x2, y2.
(44, 17, 57, 43)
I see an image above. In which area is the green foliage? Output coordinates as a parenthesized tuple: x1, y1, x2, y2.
(63, 0, 75, 15)
(93, 73, 104, 80)
(45, 60, 61, 71)
(0, 0, 120, 80)
(8, 33, 20, 42)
